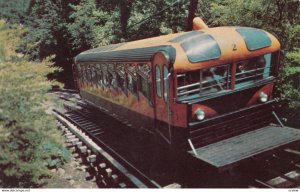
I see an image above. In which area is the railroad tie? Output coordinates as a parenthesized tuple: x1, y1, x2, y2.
(94, 168, 104, 182)
(99, 163, 107, 170)
(64, 129, 72, 135)
(74, 139, 81, 146)
(59, 123, 66, 128)
(111, 174, 118, 184)
(105, 168, 119, 187)
(66, 135, 76, 141)
(85, 164, 97, 180)
(61, 124, 68, 130)
(87, 149, 92, 156)
(163, 183, 181, 188)
(69, 146, 76, 153)
(118, 183, 127, 188)
(85, 171, 95, 181)
(73, 152, 80, 159)
(97, 163, 110, 184)
(76, 141, 83, 148)
(70, 138, 80, 145)
(88, 154, 97, 163)
(105, 168, 112, 178)
(79, 146, 88, 154)
(58, 124, 67, 131)
(100, 179, 108, 187)
(75, 146, 85, 163)
(67, 138, 78, 144)
(64, 132, 73, 137)
(65, 142, 74, 148)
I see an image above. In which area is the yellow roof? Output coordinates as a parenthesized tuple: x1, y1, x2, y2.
(75, 26, 280, 72)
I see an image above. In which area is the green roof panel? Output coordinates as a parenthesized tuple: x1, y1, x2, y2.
(236, 27, 272, 51)
(181, 34, 221, 63)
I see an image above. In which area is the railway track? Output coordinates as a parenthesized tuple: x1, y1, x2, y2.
(246, 148, 300, 188)
(52, 108, 161, 188)
(51, 89, 300, 188)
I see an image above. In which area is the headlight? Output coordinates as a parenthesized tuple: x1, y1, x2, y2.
(259, 92, 268, 103)
(195, 109, 205, 121)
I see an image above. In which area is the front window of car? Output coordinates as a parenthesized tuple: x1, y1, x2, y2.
(176, 53, 276, 101)
(235, 54, 271, 88)
(177, 64, 230, 101)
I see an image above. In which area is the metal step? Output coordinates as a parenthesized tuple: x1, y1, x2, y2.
(188, 125, 300, 170)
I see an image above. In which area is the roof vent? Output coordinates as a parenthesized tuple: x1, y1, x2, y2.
(193, 17, 209, 30)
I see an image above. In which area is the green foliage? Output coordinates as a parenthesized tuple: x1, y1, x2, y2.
(68, 0, 98, 49)
(0, 0, 31, 24)
(279, 48, 300, 110)
(18, 0, 81, 88)
(41, 143, 71, 169)
(0, 21, 70, 187)
(20, 0, 70, 60)
(126, 0, 188, 40)
(67, 0, 189, 47)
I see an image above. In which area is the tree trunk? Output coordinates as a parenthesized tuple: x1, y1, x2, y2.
(185, 0, 198, 31)
(120, 0, 133, 37)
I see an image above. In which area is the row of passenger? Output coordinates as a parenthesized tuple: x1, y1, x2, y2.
(75, 63, 152, 101)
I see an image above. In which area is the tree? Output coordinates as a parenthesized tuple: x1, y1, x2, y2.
(126, 0, 188, 40)
(0, 21, 69, 188)
(16, 0, 191, 89)
(68, 0, 98, 51)
(0, 0, 31, 24)
(19, 0, 81, 88)
(119, 0, 133, 36)
(185, 0, 198, 31)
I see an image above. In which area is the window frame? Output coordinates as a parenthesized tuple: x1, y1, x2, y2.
(83, 65, 88, 83)
(116, 63, 127, 95)
(176, 64, 231, 100)
(75, 64, 80, 81)
(175, 52, 278, 102)
(88, 64, 93, 85)
(96, 64, 103, 88)
(155, 65, 162, 98)
(91, 65, 97, 87)
(163, 65, 169, 102)
(125, 63, 138, 97)
(137, 63, 151, 102)
(102, 64, 109, 87)
(107, 63, 117, 90)
(234, 53, 273, 89)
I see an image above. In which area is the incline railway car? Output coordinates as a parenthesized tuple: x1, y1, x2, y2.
(73, 18, 300, 170)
